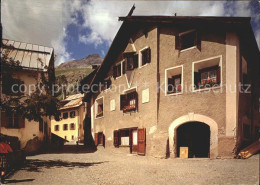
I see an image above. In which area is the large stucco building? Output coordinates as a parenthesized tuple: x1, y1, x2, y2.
(1, 39, 55, 152)
(51, 94, 85, 143)
(82, 15, 260, 158)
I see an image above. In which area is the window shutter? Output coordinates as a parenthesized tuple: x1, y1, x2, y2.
(196, 30, 201, 51)
(175, 35, 181, 50)
(134, 54, 139, 68)
(168, 78, 174, 93)
(94, 133, 98, 146)
(122, 61, 126, 74)
(113, 66, 117, 78)
(194, 72, 200, 87)
(1, 111, 7, 127)
(114, 130, 119, 147)
(18, 116, 25, 128)
(120, 94, 127, 110)
(133, 91, 138, 111)
(216, 67, 221, 84)
(146, 48, 151, 63)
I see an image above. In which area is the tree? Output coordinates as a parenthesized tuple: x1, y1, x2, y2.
(1, 47, 59, 122)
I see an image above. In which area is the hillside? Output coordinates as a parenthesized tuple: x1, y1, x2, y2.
(56, 54, 103, 70)
(55, 54, 103, 84)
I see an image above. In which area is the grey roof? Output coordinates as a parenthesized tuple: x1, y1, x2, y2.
(1, 39, 54, 71)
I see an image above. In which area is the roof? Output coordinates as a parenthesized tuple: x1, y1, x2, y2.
(59, 93, 84, 110)
(83, 15, 260, 102)
(118, 16, 251, 24)
(1, 39, 54, 71)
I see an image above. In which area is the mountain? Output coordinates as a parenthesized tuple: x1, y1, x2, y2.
(55, 54, 103, 85)
(56, 54, 103, 70)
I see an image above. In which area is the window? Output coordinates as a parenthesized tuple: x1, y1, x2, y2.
(3, 78, 25, 96)
(54, 125, 59, 131)
(63, 112, 68, 119)
(70, 123, 75, 130)
(120, 91, 138, 112)
(1, 111, 25, 129)
(71, 135, 74, 140)
(63, 124, 68, 131)
(70, 111, 75, 118)
(113, 63, 122, 78)
(104, 78, 112, 90)
(140, 47, 151, 66)
(95, 97, 104, 118)
(165, 65, 183, 95)
(176, 29, 200, 51)
(124, 53, 138, 71)
(193, 56, 222, 91)
(65, 136, 67, 140)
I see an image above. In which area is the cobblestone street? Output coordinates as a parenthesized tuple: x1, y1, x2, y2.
(4, 147, 259, 185)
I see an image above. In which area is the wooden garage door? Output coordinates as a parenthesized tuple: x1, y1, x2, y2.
(138, 128, 146, 155)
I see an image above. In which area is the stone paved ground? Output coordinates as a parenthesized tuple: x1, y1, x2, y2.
(3, 147, 259, 185)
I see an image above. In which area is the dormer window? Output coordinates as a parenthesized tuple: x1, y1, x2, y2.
(176, 29, 200, 51)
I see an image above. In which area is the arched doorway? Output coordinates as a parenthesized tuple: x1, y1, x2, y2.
(176, 122, 210, 158)
(168, 113, 218, 158)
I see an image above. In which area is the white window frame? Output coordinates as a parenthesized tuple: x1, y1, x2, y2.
(139, 46, 150, 68)
(165, 65, 184, 96)
(192, 55, 222, 92)
(115, 60, 124, 79)
(95, 96, 104, 119)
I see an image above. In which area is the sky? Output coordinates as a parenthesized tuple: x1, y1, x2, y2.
(1, 0, 260, 66)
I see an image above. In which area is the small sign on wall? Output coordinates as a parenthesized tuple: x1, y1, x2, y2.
(142, 88, 149, 103)
(110, 99, 115, 111)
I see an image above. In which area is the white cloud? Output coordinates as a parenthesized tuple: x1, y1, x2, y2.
(1, 0, 78, 65)
(2, 0, 259, 65)
(79, 32, 103, 47)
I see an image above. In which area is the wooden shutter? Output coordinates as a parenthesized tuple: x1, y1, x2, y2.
(146, 48, 151, 63)
(1, 111, 7, 127)
(133, 91, 138, 111)
(137, 128, 146, 155)
(196, 30, 201, 51)
(216, 67, 221, 84)
(175, 35, 181, 50)
(194, 72, 200, 87)
(113, 66, 117, 78)
(120, 94, 127, 110)
(168, 78, 174, 93)
(18, 116, 25, 128)
(122, 61, 126, 74)
(94, 133, 98, 146)
(113, 130, 119, 147)
(133, 54, 139, 68)
(102, 133, 105, 147)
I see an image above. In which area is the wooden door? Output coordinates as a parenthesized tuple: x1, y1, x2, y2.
(113, 130, 119, 147)
(138, 128, 146, 155)
(94, 133, 98, 146)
